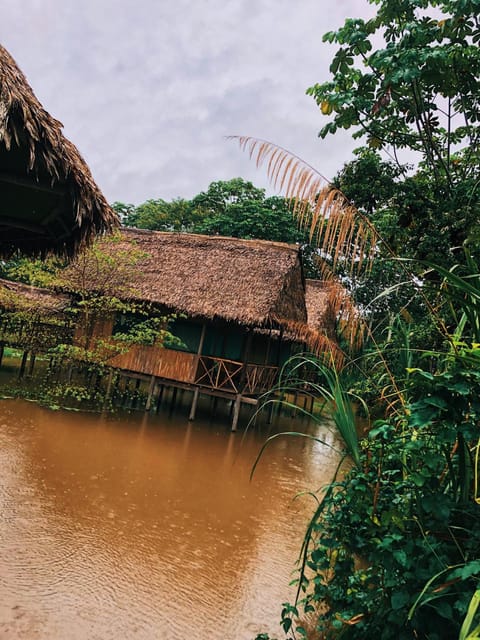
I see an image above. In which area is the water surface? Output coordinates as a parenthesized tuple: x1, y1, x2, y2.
(0, 398, 339, 639)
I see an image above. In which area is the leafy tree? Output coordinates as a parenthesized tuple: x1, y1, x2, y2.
(331, 150, 422, 335)
(307, 0, 480, 261)
(111, 201, 135, 223)
(122, 198, 202, 232)
(0, 255, 66, 288)
(196, 195, 304, 243)
(333, 148, 401, 219)
(56, 233, 174, 361)
(190, 177, 266, 215)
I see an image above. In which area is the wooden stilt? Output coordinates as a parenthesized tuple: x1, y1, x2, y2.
(189, 387, 200, 421)
(110, 372, 120, 404)
(145, 375, 156, 411)
(169, 386, 178, 414)
(156, 384, 165, 413)
(102, 369, 114, 410)
(231, 394, 242, 432)
(123, 378, 131, 407)
(132, 378, 142, 408)
(176, 388, 185, 412)
(27, 352, 36, 377)
(105, 370, 114, 400)
(18, 350, 28, 379)
(192, 323, 207, 384)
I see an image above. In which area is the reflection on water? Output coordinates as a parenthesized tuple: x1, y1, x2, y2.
(0, 398, 339, 639)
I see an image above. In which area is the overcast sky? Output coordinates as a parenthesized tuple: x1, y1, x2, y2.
(2, 1, 374, 205)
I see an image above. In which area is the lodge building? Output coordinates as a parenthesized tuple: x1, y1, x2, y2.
(0, 229, 332, 430)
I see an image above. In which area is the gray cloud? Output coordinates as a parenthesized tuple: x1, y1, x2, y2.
(2, 0, 374, 204)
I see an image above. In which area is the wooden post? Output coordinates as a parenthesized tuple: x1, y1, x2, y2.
(131, 378, 142, 409)
(27, 352, 36, 377)
(145, 375, 156, 411)
(276, 328, 284, 367)
(291, 391, 299, 417)
(211, 396, 218, 417)
(0, 343, 4, 368)
(18, 350, 28, 379)
(156, 384, 165, 413)
(189, 387, 200, 421)
(102, 369, 114, 411)
(189, 323, 207, 420)
(194, 324, 207, 379)
(240, 330, 253, 393)
(231, 394, 242, 432)
(105, 369, 114, 400)
(264, 329, 272, 365)
(123, 378, 131, 407)
(169, 386, 178, 415)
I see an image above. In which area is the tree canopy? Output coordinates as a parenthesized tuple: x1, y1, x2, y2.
(117, 177, 305, 244)
(309, 0, 480, 262)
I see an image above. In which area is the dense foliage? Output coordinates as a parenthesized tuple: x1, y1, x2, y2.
(254, 0, 480, 638)
(0, 234, 177, 410)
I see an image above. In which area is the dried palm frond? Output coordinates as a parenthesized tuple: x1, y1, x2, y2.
(322, 278, 366, 352)
(229, 136, 379, 278)
(278, 317, 346, 369)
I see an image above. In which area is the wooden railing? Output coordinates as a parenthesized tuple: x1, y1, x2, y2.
(195, 356, 278, 395)
(244, 362, 278, 394)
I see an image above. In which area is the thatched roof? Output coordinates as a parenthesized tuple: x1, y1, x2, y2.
(305, 279, 330, 331)
(0, 45, 118, 257)
(276, 278, 347, 363)
(90, 228, 307, 328)
(0, 277, 69, 314)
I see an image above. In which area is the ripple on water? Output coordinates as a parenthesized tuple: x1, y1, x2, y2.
(0, 398, 340, 639)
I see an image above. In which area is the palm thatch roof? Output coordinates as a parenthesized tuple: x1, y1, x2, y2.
(0, 277, 69, 315)
(305, 279, 330, 331)
(88, 228, 307, 328)
(0, 45, 118, 257)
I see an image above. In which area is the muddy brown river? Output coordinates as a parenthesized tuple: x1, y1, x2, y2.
(0, 397, 339, 639)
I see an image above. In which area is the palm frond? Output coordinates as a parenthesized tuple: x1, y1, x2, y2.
(229, 136, 379, 278)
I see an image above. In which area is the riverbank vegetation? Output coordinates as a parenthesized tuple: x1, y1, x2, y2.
(247, 0, 480, 637)
(0, 234, 179, 411)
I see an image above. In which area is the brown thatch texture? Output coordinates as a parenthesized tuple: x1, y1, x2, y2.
(278, 279, 346, 365)
(93, 228, 308, 327)
(0, 45, 118, 257)
(305, 279, 330, 331)
(0, 277, 69, 314)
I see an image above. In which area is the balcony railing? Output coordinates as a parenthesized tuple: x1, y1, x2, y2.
(195, 356, 278, 395)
